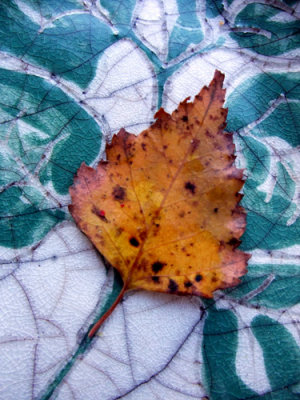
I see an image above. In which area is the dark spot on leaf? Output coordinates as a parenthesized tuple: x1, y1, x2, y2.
(141, 143, 146, 151)
(211, 276, 218, 282)
(185, 181, 196, 194)
(129, 237, 139, 247)
(91, 206, 108, 222)
(152, 276, 160, 283)
(182, 115, 188, 122)
(214, 208, 218, 213)
(168, 279, 178, 293)
(195, 274, 202, 282)
(112, 185, 126, 201)
(152, 261, 165, 273)
(184, 281, 193, 288)
(227, 238, 240, 247)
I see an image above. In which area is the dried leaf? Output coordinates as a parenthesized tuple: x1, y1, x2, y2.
(69, 70, 249, 337)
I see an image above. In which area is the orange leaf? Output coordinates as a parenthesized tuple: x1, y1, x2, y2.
(69, 70, 249, 337)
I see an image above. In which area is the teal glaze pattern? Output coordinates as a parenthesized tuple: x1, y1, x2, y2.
(206, 0, 224, 18)
(167, 0, 203, 60)
(100, 0, 136, 32)
(0, 1, 298, 399)
(203, 308, 257, 400)
(0, 2, 118, 87)
(230, 2, 300, 56)
(25, 0, 83, 18)
(251, 315, 300, 393)
(227, 263, 300, 308)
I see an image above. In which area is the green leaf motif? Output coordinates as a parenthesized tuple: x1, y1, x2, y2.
(252, 315, 300, 397)
(0, 68, 101, 247)
(227, 73, 300, 135)
(226, 72, 300, 250)
(0, 1, 118, 87)
(100, 0, 137, 34)
(203, 308, 257, 400)
(24, 0, 83, 18)
(227, 264, 300, 309)
(0, 186, 65, 248)
(167, 0, 203, 60)
(230, 3, 300, 56)
(206, 0, 224, 19)
(241, 184, 300, 250)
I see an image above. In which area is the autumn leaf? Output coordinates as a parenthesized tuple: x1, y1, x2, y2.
(69, 70, 249, 337)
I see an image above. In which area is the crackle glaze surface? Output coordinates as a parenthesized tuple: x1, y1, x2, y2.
(0, 1, 299, 399)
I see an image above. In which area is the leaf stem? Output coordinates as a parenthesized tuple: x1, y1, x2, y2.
(88, 283, 127, 338)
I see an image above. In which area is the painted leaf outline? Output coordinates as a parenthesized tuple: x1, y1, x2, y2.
(69, 70, 249, 335)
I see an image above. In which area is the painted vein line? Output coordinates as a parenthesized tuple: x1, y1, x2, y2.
(111, 310, 204, 400)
